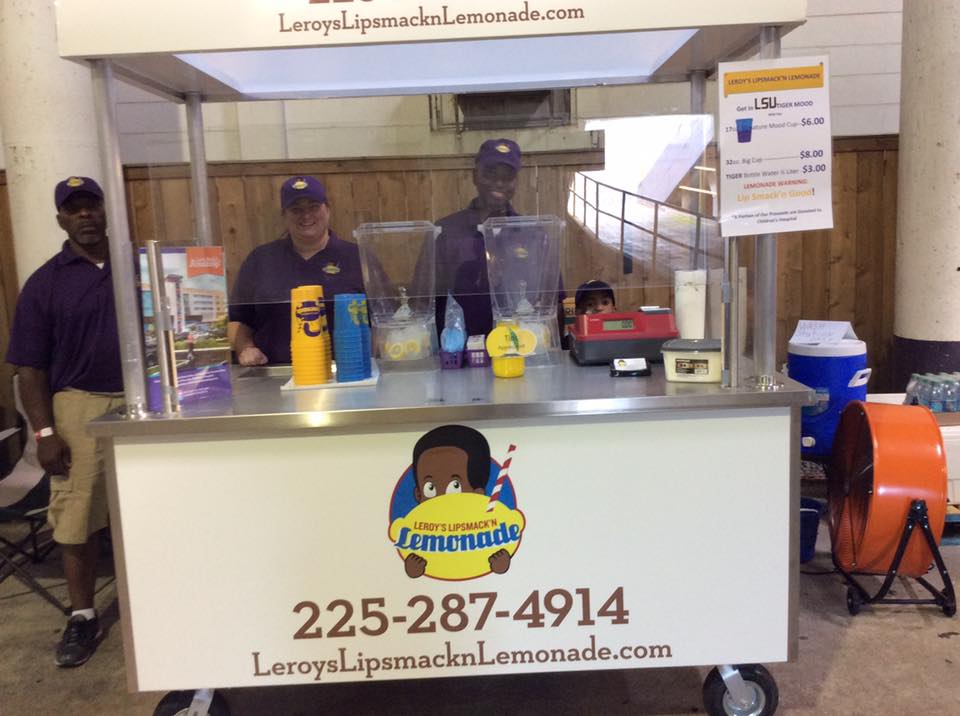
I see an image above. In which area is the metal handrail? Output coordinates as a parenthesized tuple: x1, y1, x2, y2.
(569, 172, 721, 262)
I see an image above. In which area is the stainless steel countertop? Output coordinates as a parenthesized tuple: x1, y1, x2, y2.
(88, 355, 814, 438)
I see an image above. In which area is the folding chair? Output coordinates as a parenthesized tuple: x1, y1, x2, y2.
(0, 379, 68, 614)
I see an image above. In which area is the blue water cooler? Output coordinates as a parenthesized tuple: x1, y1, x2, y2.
(787, 339, 871, 458)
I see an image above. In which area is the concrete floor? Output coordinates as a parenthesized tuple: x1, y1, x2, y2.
(2, 523, 959, 716)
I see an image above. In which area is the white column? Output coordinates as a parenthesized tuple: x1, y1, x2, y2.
(0, 0, 101, 286)
(892, 0, 960, 385)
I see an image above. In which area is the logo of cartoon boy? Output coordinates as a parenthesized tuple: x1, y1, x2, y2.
(388, 425, 524, 580)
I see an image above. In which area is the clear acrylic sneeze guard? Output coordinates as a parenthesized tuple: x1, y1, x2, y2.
(482, 215, 564, 365)
(354, 221, 440, 371)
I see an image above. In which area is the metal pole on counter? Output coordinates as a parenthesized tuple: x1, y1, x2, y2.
(753, 25, 783, 390)
(90, 59, 148, 418)
(722, 236, 740, 388)
(145, 241, 180, 416)
(185, 92, 214, 247)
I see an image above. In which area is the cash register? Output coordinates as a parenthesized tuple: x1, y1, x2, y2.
(569, 308, 679, 365)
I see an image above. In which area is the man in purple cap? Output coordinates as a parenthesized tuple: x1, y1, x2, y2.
(418, 138, 563, 339)
(229, 175, 365, 365)
(6, 176, 124, 667)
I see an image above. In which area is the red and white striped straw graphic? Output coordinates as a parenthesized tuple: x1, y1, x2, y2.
(486, 444, 517, 512)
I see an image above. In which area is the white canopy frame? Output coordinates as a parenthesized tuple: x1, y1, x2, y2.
(57, 0, 805, 417)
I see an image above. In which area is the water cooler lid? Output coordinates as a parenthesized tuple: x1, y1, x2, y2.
(788, 338, 866, 358)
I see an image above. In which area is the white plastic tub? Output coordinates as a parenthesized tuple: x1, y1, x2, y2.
(662, 338, 722, 383)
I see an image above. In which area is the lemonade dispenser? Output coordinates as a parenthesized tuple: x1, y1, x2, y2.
(481, 215, 564, 365)
(354, 221, 440, 371)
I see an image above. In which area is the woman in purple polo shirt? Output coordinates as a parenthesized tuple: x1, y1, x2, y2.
(229, 176, 365, 365)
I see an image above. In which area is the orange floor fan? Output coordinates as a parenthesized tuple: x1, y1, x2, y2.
(827, 401, 956, 616)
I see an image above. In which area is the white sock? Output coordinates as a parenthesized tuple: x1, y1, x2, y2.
(71, 608, 96, 621)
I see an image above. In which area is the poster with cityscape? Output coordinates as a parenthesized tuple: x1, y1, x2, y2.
(139, 246, 232, 411)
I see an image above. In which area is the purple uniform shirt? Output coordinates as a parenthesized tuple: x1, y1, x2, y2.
(429, 198, 514, 337)
(427, 198, 565, 338)
(229, 232, 364, 364)
(6, 241, 123, 394)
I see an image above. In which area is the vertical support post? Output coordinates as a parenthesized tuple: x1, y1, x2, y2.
(89, 59, 148, 418)
(594, 179, 600, 236)
(186, 92, 213, 247)
(753, 25, 783, 389)
(722, 236, 740, 388)
(145, 241, 180, 416)
(581, 174, 587, 224)
(684, 69, 708, 217)
(619, 191, 628, 277)
(651, 202, 660, 306)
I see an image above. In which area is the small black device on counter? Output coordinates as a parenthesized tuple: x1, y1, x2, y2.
(609, 357, 651, 377)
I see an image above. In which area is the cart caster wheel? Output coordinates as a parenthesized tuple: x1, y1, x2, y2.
(154, 690, 229, 716)
(846, 586, 863, 616)
(702, 664, 778, 716)
(943, 600, 956, 618)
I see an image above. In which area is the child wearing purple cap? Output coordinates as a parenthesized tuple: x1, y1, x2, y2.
(575, 279, 617, 315)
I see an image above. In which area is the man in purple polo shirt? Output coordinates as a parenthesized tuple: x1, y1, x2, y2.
(229, 175, 365, 365)
(6, 176, 125, 667)
(426, 139, 564, 339)
(427, 139, 522, 338)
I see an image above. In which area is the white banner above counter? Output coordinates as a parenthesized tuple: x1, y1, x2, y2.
(56, 0, 806, 57)
(718, 55, 834, 237)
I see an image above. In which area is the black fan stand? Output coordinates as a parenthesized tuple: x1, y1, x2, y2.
(836, 499, 957, 617)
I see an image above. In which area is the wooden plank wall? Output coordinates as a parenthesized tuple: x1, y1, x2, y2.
(774, 136, 899, 390)
(0, 137, 903, 410)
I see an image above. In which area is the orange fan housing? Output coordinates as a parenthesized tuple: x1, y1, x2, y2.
(829, 401, 947, 578)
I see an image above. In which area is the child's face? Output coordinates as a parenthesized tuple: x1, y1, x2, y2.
(579, 292, 615, 315)
(414, 446, 484, 502)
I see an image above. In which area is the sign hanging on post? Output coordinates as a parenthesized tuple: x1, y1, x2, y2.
(718, 56, 834, 237)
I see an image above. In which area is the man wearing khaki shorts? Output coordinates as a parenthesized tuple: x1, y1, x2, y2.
(6, 176, 124, 667)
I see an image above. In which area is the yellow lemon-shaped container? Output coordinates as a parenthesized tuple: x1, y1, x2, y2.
(389, 493, 525, 580)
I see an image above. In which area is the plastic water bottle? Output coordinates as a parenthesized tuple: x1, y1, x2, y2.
(928, 376, 946, 413)
(904, 373, 922, 405)
(916, 376, 932, 408)
(938, 374, 959, 412)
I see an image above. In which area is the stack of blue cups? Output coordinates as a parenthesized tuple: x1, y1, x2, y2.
(334, 293, 373, 382)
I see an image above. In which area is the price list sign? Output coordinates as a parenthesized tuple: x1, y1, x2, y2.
(718, 56, 833, 237)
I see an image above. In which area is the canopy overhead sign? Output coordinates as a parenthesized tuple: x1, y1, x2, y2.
(56, 0, 806, 57)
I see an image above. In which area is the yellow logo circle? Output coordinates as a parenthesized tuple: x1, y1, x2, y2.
(496, 144, 510, 154)
(66, 177, 84, 187)
(292, 179, 308, 190)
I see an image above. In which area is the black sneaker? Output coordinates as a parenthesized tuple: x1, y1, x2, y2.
(55, 615, 102, 667)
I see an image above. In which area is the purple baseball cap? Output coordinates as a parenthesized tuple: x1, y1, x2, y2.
(280, 175, 327, 209)
(475, 138, 522, 172)
(575, 279, 615, 312)
(54, 176, 104, 209)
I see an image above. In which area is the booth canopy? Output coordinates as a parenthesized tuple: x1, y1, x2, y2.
(56, 0, 806, 101)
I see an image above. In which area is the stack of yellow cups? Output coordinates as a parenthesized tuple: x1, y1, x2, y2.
(290, 285, 332, 386)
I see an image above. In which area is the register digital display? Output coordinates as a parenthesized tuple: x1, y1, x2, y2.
(603, 319, 635, 331)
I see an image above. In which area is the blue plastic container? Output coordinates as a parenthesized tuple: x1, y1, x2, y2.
(799, 497, 826, 563)
(788, 339, 871, 458)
